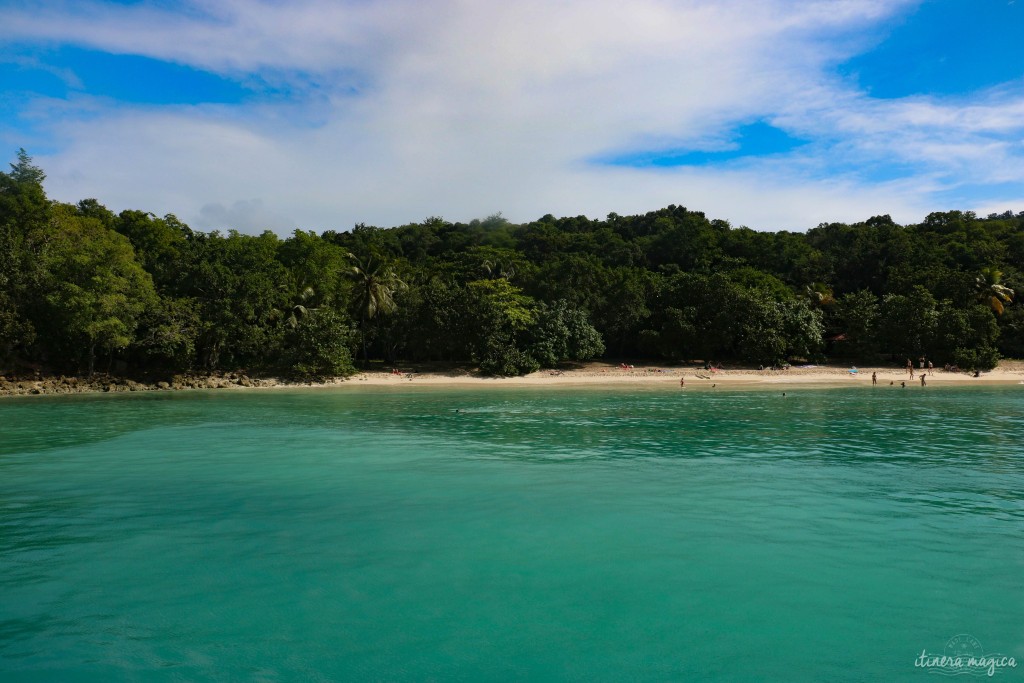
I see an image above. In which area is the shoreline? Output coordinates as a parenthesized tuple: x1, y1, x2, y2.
(340, 363, 1024, 390)
(3, 361, 1024, 397)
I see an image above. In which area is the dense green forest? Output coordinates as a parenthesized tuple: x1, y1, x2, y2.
(1, 149, 1020, 378)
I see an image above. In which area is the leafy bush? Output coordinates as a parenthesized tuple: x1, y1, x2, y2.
(527, 300, 605, 367)
(478, 339, 539, 376)
(286, 309, 356, 378)
(952, 346, 1000, 371)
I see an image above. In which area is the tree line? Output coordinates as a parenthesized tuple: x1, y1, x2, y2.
(1, 149, 1020, 378)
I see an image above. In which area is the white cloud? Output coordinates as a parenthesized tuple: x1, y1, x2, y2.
(5, 0, 1024, 233)
(199, 198, 289, 234)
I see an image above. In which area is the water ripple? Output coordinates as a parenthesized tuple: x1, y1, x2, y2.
(2, 386, 1022, 680)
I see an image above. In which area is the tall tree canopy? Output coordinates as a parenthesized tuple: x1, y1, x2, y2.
(2, 149, 1022, 376)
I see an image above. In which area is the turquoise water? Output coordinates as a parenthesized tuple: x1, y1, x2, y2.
(1, 386, 1022, 681)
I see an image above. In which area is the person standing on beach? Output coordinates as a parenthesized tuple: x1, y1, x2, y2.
(921, 374, 926, 386)
(872, 372, 877, 385)
(680, 376, 685, 388)
(907, 359, 914, 380)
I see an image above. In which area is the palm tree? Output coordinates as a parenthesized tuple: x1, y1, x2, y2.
(269, 282, 318, 331)
(976, 267, 1014, 316)
(804, 282, 835, 308)
(481, 258, 516, 281)
(285, 285, 316, 329)
(348, 253, 406, 364)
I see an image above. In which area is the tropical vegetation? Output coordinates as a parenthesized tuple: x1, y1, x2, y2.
(1, 149, 1020, 377)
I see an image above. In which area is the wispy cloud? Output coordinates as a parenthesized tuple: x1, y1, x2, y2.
(2, 0, 1022, 232)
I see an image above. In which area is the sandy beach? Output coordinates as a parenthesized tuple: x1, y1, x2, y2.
(344, 360, 1024, 389)
(4, 360, 1024, 396)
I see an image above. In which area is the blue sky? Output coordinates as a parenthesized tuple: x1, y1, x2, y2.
(1, 0, 1023, 233)
(841, 0, 1024, 98)
(1, 46, 252, 104)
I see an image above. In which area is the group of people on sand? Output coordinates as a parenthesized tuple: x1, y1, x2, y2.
(669, 357, 988, 391)
(867, 368, 926, 388)
(887, 358, 931, 386)
(867, 363, 929, 388)
(905, 358, 934, 380)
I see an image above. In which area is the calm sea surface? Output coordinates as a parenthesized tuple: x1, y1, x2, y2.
(2, 386, 1022, 681)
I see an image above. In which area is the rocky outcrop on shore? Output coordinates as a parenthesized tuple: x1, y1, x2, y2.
(0, 372, 328, 397)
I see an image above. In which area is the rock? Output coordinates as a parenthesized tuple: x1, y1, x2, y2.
(157, 381, 170, 390)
